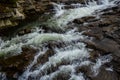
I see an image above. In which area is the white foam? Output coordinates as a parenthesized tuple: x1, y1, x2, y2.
(19, 41, 89, 79)
(54, 3, 65, 17)
(40, 65, 86, 80)
(46, 0, 116, 29)
(0, 43, 23, 56)
(69, 73, 85, 80)
(106, 67, 113, 71)
(49, 48, 89, 66)
(91, 54, 113, 76)
(0, 29, 84, 57)
(0, 0, 118, 80)
(39, 65, 75, 80)
(26, 33, 83, 45)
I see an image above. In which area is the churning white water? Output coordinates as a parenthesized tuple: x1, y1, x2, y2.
(0, 0, 118, 80)
(46, 0, 116, 29)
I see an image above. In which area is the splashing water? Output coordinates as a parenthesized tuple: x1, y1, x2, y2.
(45, 0, 117, 30)
(0, 29, 84, 57)
(53, 3, 65, 17)
(0, 0, 119, 80)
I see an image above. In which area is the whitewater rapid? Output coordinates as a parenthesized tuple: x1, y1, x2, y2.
(0, 0, 118, 80)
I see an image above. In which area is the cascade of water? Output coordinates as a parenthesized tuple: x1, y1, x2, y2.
(18, 49, 48, 80)
(18, 40, 112, 80)
(91, 54, 113, 76)
(0, 28, 84, 57)
(46, 0, 117, 30)
(53, 3, 65, 17)
(0, 0, 119, 80)
(18, 34, 89, 79)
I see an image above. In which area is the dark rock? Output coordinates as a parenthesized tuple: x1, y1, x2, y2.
(18, 28, 32, 36)
(91, 66, 119, 80)
(112, 55, 120, 74)
(76, 63, 120, 80)
(83, 27, 103, 40)
(52, 72, 70, 80)
(73, 16, 96, 24)
(89, 50, 100, 61)
(0, 47, 38, 79)
(36, 49, 55, 65)
(84, 38, 120, 54)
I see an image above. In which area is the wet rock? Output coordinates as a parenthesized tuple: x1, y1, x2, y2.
(37, 49, 55, 64)
(76, 62, 120, 80)
(75, 64, 91, 75)
(0, 0, 120, 80)
(91, 66, 119, 80)
(73, 16, 96, 24)
(84, 38, 120, 54)
(77, 5, 120, 80)
(83, 27, 103, 40)
(18, 28, 32, 36)
(105, 29, 120, 45)
(89, 50, 100, 61)
(112, 55, 120, 74)
(0, 47, 38, 79)
(52, 72, 70, 80)
(0, 0, 34, 34)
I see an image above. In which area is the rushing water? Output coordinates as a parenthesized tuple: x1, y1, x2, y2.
(0, 0, 119, 80)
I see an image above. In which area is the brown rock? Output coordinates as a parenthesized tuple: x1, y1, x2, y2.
(0, 46, 38, 79)
(91, 66, 119, 80)
(83, 27, 103, 40)
(84, 38, 120, 54)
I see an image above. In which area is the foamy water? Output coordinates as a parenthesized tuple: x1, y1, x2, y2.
(0, 0, 119, 80)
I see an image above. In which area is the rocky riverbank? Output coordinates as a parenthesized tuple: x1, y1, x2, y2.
(0, 0, 120, 80)
(73, 5, 120, 80)
(0, 0, 89, 36)
(0, 0, 50, 36)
